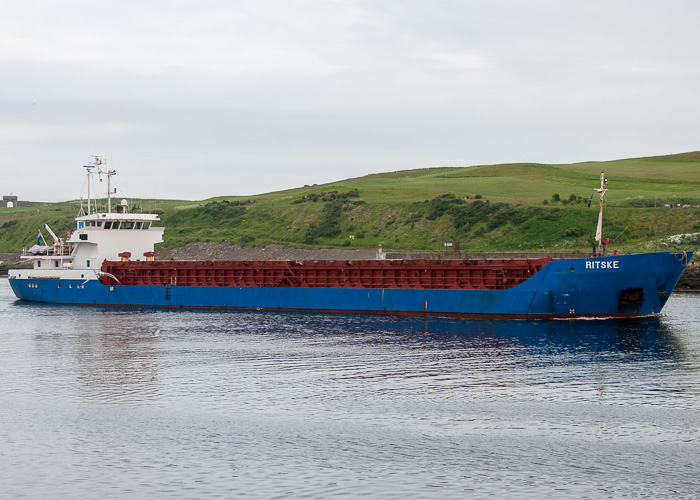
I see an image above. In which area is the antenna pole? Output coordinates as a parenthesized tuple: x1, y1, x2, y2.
(107, 169, 111, 213)
(86, 167, 91, 215)
(594, 172, 608, 254)
(106, 169, 116, 213)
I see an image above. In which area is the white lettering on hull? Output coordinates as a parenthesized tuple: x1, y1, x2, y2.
(585, 260, 620, 269)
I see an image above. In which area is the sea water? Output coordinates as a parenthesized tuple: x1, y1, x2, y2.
(1, 278, 699, 499)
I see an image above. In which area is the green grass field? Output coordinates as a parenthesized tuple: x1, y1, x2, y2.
(1, 151, 699, 255)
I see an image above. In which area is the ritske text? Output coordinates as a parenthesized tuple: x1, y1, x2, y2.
(585, 260, 619, 269)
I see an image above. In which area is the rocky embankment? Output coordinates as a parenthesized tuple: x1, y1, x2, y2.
(0, 253, 28, 275)
(155, 241, 593, 262)
(677, 262, 700, 291)
(155, 242, 380, 261)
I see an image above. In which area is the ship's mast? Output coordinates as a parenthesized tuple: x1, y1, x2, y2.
(594, 171, 608, 254)
(83, 156, 103, 215)
(105, 168, 116, 213)
(85, 167, 91, 215)
(82, 156, 116, 214)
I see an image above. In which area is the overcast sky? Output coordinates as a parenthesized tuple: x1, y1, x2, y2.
(2, 0, 699, 202)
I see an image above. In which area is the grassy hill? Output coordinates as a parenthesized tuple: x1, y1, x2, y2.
(1, 152, 699, 256)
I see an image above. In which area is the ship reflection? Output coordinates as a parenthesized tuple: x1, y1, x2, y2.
(293, 312, 688, 364)
(17, 299, 692, 402)
(20, 304, 166, 403)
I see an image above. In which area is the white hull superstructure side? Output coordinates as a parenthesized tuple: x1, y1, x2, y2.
(17, 212, 164, 275)
(8, 268, 102, 282)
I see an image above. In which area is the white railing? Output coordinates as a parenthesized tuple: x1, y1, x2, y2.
(22, 245, 74, 257)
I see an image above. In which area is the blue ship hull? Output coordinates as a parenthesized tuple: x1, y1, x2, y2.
(9, 252, 693, 318)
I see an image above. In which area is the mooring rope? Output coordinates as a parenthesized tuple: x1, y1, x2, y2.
(674, 250, 689, 266)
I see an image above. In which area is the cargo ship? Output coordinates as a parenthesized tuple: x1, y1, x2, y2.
(7, 159, 693, 318)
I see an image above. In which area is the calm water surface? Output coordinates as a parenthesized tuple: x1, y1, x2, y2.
(1, 278, 699, 499)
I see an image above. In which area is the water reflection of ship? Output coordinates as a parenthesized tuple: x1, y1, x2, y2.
(318, 314, 688, 364)
(69, 311, 162, 401)
(305, 313, 693, 405)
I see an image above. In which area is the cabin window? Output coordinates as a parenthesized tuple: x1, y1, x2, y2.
(78, 222, 85, 229)
(104, 221, 112, 229)
(37, 261, 41, 267)
(55, 261, 59, 268)
(96, 221, 102, 227)
(121, 222, 134, 230)
(79, 234, 88, 240)
(142, 222, 150, 230)
(134, 222, 142, 230)
(86, 260, 91, 268)
(111, 222, 120, 230)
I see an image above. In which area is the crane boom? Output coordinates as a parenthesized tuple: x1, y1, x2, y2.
(44, 224, 59, 245)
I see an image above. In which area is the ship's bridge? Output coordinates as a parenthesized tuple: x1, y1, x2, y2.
(68, 212, 164, 270)
(74, 212, 160, 232)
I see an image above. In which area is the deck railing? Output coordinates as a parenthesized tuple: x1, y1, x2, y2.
(22, 245, 74, 257)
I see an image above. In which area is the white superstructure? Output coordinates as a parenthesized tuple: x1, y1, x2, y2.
(9, 157, 164, 281)
(67, 211, 164, 269)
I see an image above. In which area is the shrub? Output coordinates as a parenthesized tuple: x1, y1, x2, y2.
(426, 194, 465, 220)
(304, 201, 343, 243)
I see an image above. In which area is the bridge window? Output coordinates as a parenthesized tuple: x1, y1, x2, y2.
(111, 222, 120, 230)
(135, 222, 142, 230)
(121, 222, 134, 230)
(142, 222, 150, 230)
(104, 221, 112, 229)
